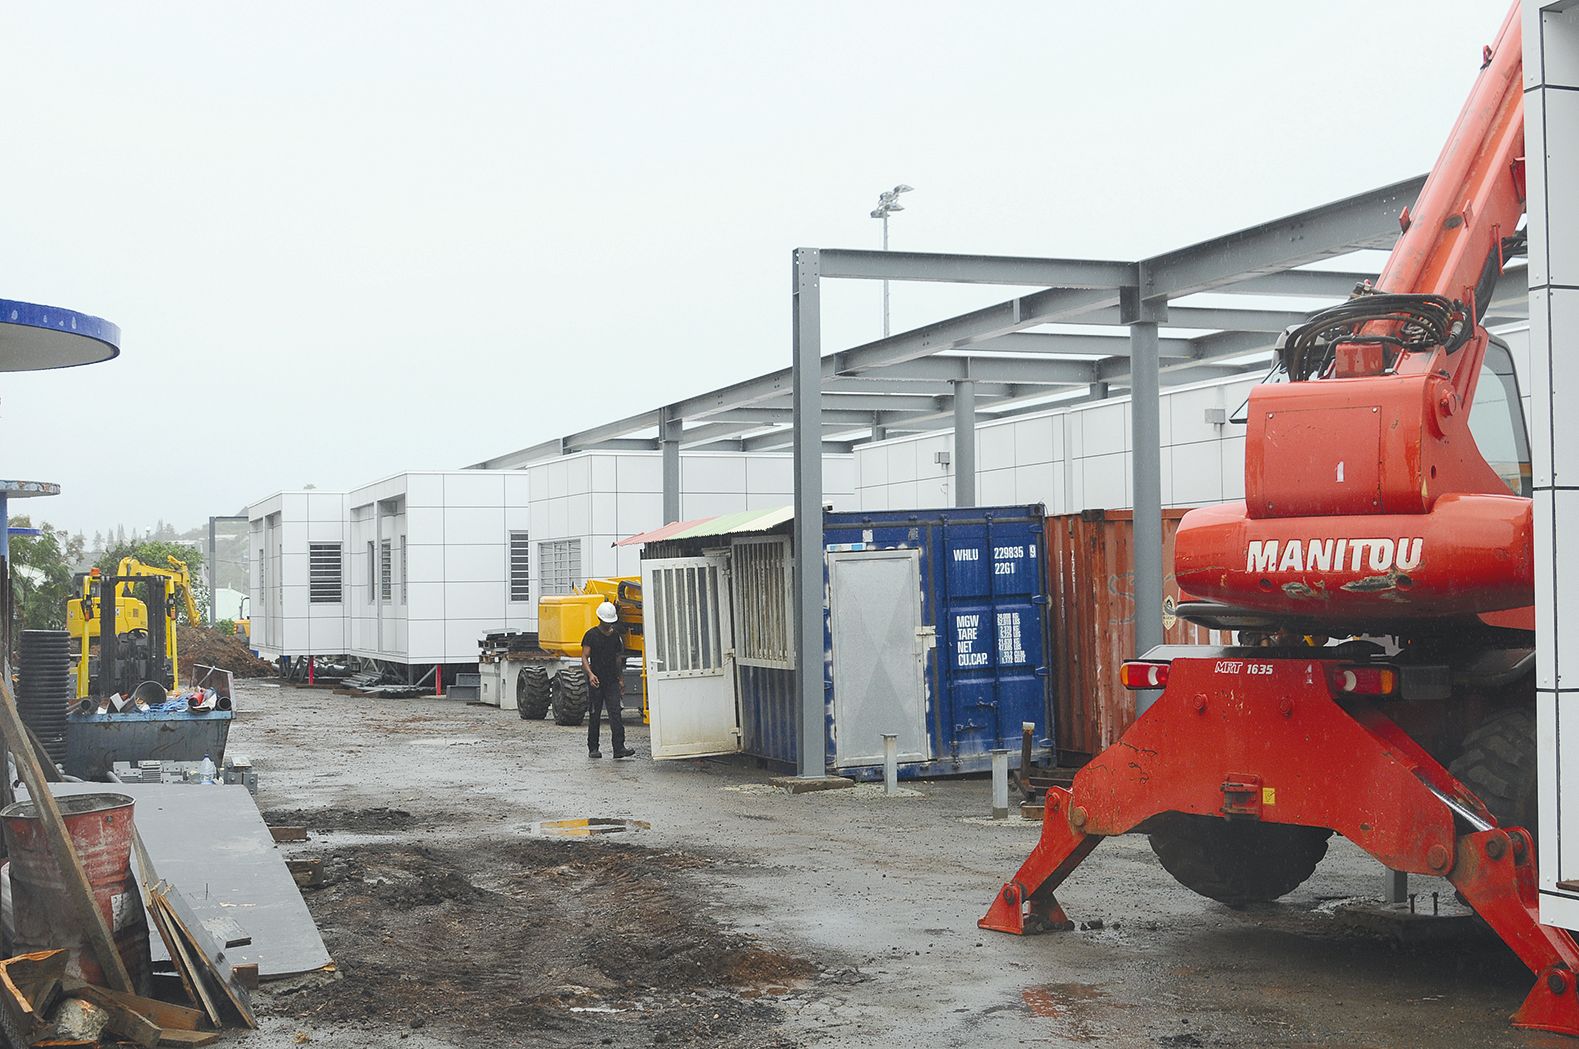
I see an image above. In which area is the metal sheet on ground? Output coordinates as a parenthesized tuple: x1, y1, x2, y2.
(40, 784, 331, 978)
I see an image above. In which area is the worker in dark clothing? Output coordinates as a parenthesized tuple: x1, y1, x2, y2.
(583, 601, 636, 759)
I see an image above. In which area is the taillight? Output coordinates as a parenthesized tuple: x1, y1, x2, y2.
(1120, 661, 1170, 689)
(1326, 665, 1397, 696)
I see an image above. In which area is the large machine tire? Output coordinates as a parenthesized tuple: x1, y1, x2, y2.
(517, 665, 552, 721)
(1148, 813, 1331, 908)
(552, 666, 589, 727)
(1451, 706, 1538, 842)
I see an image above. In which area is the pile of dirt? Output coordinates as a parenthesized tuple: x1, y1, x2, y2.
(276, 838, 817, 1047)
(177, 623, 275, 680)
(262, 806, 427, 834)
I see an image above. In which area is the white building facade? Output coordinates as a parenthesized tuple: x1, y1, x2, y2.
(244, 452, 854, 666)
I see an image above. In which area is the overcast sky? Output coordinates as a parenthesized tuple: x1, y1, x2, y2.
(0, 1, 1505, 537)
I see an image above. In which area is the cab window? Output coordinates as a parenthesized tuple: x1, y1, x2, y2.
(1468, 337, 1532, 497)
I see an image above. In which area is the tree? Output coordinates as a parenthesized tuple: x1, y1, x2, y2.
(9, 517, 83, 633)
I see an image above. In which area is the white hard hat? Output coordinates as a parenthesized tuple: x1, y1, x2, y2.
(596, 601, 618, 623)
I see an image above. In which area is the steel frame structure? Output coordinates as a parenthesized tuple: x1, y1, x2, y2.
(469, 175, 1532, 779)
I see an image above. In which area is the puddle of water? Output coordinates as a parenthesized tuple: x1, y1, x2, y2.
(1021, 982, 1106, 1019)
(530, 817, 651, 838)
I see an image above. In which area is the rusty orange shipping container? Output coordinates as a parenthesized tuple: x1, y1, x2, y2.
(1046, 508, 1239, 763)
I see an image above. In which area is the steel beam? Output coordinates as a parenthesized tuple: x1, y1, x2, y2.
(791, 248, 823, 780)
(954, 380, 976, 507)
(468, 437, 565, 470)
(841, 355, 1097, 385)
(817, 249, 1134, 288)
(963, 332, 1196, 358)
(1139, 176, 1424, 299)
(1094, 329, 1273, 383)
(738, 423, 871, 452)
(1215, 270, 1377, 298)
(706, 406, 930, 427)
(1058, 304, 1309, 332)
(828, 285, 1125, 375)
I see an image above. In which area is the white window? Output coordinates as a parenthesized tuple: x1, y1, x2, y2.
(538, 539, 582, 597)
(648, 560, 723, 675)
(308, 543, 342, 604)
(400, 536, 408, 605)
(732, 536, 793, 668)
(509, 531, 530, 602)
(379, 539, 392, 601)
(366, 542, 375, 604)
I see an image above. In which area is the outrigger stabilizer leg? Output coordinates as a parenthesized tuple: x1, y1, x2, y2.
(980, 658, 1579, 1037)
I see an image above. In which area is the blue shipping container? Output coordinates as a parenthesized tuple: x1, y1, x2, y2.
(812, 504, 1051, 779)
(640, 504, 1052, 779)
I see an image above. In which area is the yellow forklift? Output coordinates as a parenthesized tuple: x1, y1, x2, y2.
(66, 555, 202, 699)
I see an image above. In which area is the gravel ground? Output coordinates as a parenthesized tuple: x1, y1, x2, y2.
(223, 680, 1553, 1049)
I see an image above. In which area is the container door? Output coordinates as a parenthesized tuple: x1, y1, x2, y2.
(641, 555, 738, 759)
(941, 519, 1047, 755)
(828, 549, 930, 768)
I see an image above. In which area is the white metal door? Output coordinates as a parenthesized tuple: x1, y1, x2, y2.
(827, 549, 930, 768)
(642, 555, 737, 759)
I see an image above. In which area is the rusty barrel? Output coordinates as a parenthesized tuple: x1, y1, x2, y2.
(2, 792, 150, 993)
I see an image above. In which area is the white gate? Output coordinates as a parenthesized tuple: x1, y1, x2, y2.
(827, 549, 930, 768)
(641, 554, 737, 759)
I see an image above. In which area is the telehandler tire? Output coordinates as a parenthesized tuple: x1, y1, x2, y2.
(517, 665, 552, 720)
(1450, 705, 1537, 844)
(552, 666, 590, 726)
(1148, 813, 1331, 908)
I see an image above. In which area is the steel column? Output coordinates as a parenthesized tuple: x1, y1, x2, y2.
(660, 408, 681, 523)
(791, 248, 824, 779)
(1128, 304, 1164, 713)
(953, 380, 976, 507)
(207, 517, 218, 623)
(374, 500, 384, 654)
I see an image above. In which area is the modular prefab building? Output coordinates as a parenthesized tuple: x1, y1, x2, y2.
(629, 504, 1053, 779)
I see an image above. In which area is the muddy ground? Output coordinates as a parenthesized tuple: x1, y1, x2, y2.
(223, 681, 1563, 1049)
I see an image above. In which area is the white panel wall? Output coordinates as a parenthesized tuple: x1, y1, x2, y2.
(1527, 0, 1579, 930)
(340, 471, 531, 665)
(522, 450, 854, 631)
(855, 375, 1259, 515)
(244, 490, 346, 662)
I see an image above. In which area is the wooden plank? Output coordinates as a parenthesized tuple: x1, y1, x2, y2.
(157, 1031, 221, 1047)
(0, 677, 133, 992)
(22, 722, 62, 783)
(230, 963, 258, 991)
(287, 857, 323, 888)
(153, 886, 256, 1029)
(268, 826, 308, 843)
(154, 897, 222, 1029)
(104, 1001, 162, 1048)
(0, 949, 68, 1039)
(68, 982, 204, 1032)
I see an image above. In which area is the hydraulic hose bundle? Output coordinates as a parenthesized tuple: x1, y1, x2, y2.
(1276, 292, 1470, 381)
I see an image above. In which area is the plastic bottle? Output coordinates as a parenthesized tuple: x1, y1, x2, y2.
(199, 754, 216, 785)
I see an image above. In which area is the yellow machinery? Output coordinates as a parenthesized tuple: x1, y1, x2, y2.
(66, 555, 203, 699)
(234, 596, 251, 644)
(526, 577, 646, 724)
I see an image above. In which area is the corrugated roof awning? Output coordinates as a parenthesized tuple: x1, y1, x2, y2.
(616, 505, 793, 547)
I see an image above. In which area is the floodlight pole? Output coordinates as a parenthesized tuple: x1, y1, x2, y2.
(870, 184, 913, 337)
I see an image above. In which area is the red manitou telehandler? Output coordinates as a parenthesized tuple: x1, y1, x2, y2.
(982, 3, 1579, 1035)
